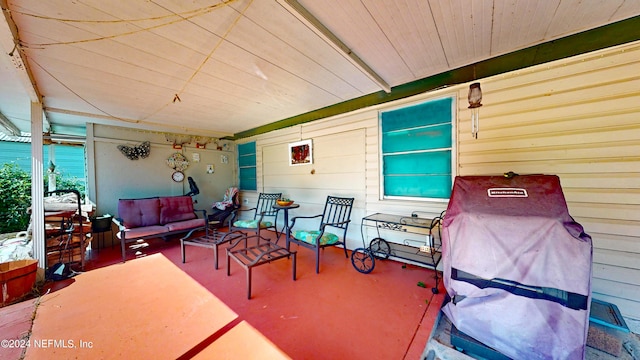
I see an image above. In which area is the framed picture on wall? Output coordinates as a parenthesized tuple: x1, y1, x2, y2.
(289, 139, 313, 166)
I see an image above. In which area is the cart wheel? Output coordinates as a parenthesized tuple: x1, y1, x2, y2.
(351, 248, 375, 274)
(369, 237, 391, 259)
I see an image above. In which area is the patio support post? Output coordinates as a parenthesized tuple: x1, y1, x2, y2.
(30, 101, 46, 277)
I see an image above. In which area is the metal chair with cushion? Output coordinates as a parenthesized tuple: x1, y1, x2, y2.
(182, 192, 282, 270)
(286, 196, 354, 273)
(228, 192, 282, 243)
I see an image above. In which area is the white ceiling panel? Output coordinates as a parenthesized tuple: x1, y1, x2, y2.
(547, 0, 629, 36)
(0, 0, 639, 138)
(430, 0, 494, 69)
(365, 0, 448, 79)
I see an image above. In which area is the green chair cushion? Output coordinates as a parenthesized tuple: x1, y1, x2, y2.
(292, 230, 339, 246)
(233, 219, 273, 229)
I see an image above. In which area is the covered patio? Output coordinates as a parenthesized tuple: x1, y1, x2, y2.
(1, 1, 640, 358)
(2, 230, 445, 359)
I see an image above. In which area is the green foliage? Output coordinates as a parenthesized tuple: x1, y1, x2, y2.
(44, 172, 86, 200)
(0, 164, 87, 234)
(0, 163, 32, 233)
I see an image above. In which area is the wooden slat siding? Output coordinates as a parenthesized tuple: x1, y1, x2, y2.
(593, 279, 640, 301)
(594, 248, 640, 271)
(246, 42, 640, 322)
(592, 233, 640, 254)
(457, 42, 640, 322)
(569, 203, 640, 223)
(594, 263, 640, 286)
(258, 129, 367, 249)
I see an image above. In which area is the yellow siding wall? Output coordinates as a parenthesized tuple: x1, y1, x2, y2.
(240, 41, 640, 324)
(457, 42, 640, 324)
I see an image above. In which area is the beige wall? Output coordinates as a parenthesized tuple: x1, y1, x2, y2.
(87, 124, 237, 246)
(241, 41, 640, 327)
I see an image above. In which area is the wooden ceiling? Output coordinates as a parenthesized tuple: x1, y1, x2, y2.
(1, 0, 639, 138)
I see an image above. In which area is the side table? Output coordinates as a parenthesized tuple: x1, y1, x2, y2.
(272, 203, 300, 243)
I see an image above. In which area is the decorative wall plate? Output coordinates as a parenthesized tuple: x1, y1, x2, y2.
(167, 152, 189, 171)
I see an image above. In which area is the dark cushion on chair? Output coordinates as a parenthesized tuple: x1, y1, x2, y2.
(118, 198, 161, 228)
(293, 230, 339, 245)
(159, 196, 197, 225)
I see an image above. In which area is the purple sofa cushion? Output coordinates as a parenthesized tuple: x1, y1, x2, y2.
(116, 225, 168, 240)
(165, 218, 205, 232)
(159, 196, 197, 225)
(118, 198, 161, 228)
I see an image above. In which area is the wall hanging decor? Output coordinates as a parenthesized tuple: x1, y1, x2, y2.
(165, 134, 192, 149)
(167, 152, 189, 171)
(117, 141, 151, 160)
(167, 152, 189, 182)
(289, 139, 313, 166)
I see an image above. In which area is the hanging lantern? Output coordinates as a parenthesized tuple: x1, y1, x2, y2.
(468, 82, 483, 139)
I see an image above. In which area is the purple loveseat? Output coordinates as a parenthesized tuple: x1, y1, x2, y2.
(114, 196, 206, 261)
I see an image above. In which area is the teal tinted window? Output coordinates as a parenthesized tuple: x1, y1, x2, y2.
(380, 97, 454, 199)
(238, 142, 257, 191)
(0, 142, 85, 184)
(382, 123, 452, 153)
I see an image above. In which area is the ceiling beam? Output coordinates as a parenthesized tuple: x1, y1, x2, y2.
(276, 0, 391, 93)
(45, 107, 234, 138)
(0, 110, 21, 135)
(0, 1, 40, 102)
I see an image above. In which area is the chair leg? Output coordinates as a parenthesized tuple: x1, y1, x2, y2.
(343, 242, 349, 258)
(181, 240, 186, 263)
(226, 250, 231, 276)
(247, 267, 252, 299)
(292, 252, 297, 281)
(315, 247, 320, 274)
(214, 243, 219, 270)
(120, 237, 126, 262)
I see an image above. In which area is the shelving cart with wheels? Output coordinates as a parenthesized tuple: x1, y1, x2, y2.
(352, 211, 444, 293)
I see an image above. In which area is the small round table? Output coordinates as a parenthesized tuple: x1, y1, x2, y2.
(272, 203, 300, 243)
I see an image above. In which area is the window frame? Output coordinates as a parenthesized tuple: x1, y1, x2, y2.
(237, 141, 257, 191)
(378, 95, 457, 202)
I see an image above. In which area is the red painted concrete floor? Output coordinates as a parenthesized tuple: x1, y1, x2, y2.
(1, 230, 445, 359)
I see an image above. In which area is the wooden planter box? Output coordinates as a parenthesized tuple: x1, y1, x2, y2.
(0, 259, 38, 307)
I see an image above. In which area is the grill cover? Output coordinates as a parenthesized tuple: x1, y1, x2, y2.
(441, 175, 592, 359)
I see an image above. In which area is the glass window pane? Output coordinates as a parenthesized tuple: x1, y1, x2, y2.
(383, 151, 451, 175)
(381, 97, 452, 132)
(238, 153, 256, 167)
(384, 175, 452, 198)
(238, 141, 257, 191)
(238, 142, 256, 155)
(382, 123, 452, 153)
(239, 167, 256, 191)
(380, 97, 454, 200)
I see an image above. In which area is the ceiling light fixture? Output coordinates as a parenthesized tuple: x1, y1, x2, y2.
(468, 82, 482, 139)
